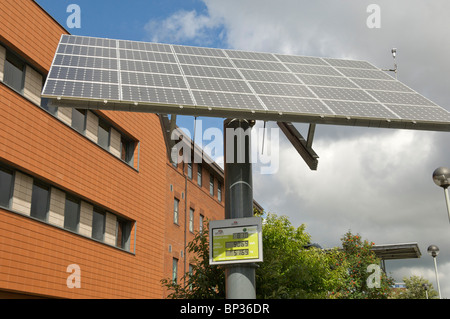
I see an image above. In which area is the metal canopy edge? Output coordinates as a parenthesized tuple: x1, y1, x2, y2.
(48, 98, 450, 132)
(371, 242, 422, 260)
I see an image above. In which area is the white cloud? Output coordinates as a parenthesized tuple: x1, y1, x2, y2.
(254, 128, 440, 242)
(144, 9, 224, 45)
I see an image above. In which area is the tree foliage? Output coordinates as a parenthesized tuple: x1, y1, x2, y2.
(391, 275, 439, 299)
(330, 231, 394, 299)
(256, 214, 347, 298)
(162, 214, 396, 299)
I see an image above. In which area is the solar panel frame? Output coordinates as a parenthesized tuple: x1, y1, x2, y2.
(42, 35, 450, 132)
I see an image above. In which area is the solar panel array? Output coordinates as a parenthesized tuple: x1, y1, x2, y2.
(42, 35, 450, 131)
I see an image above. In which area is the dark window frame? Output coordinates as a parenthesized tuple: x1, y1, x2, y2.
(0, 166, 14, 209)
(71, 108, 87, 134)
(3, 50, 25, 93)
(97, 118, 111, 151)
(30, 180, 50, 222)
(92, 207, 106, 242)
(197, 164, 202, 187)
(189, 208, 194, 233)
(187, 163, 192, 180)
(64, 195, 81, 232)
(199, 214, 204, 233)
(173, 198, 180, 225)
(120, 135, 135, 166)
(172, 258, 178, 284)
(209, 173, 214, 196)
(218, 182, 222, 202)
(116, 217, 131, 250)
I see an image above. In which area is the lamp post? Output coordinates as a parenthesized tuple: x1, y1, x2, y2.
(422, 283, 429, 299)
(427, 245, 442, 299)
(432, 167, 450, 222)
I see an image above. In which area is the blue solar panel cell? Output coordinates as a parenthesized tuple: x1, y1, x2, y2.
(122, 86, 194, 105)
(324, 58, 377, 70)
(186, 77, 252, 94)
(260, 96, 331, 115)
(181, 65, 242, 80)
(249, 81, 315, 98)
(192, 90, 263, 110)
(296, 74, 357, 88)
(275, 54, 328, 66)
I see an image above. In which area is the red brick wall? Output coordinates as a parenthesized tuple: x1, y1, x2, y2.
(0, 1, 168, 298)
(0, 0, 66, 74)
(163, 161, 224, 296)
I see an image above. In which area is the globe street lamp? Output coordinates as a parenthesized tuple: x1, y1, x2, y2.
(432, 167, 450, 222)
(427, 245, 442, 299)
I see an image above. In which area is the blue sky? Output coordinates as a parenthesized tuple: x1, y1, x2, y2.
(35, 0, 450, 296)
(37, 0, 213, 43)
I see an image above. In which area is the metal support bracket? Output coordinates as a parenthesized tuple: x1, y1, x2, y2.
(277, 122, 319, 171)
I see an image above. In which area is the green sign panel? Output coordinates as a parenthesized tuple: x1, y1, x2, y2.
(209, 217, 263, 265)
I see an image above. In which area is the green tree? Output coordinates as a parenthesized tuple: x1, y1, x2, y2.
(392, 275, 439, 299)
(256, 213, 347, 298)
(331, 231, 394, 299)
(161, 221, 225, 299)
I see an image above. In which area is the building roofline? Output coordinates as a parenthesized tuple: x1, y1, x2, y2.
(32, 0, 71, 35)
(159, 114, 224, 177)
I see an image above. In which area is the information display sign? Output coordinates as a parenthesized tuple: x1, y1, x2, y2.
(209, 217, 263, 265)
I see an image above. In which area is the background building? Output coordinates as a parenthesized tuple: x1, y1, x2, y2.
(0, 0, 252, 298)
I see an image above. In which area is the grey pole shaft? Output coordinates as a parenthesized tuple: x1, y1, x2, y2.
(433, 257, 442, 299)
(223, 118, 256, 299)
(444, 188, 450, 223)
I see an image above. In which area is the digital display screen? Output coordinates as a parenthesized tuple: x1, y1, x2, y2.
(233, 232, 249, 239)
(209, 218, 262, 265)
(225, 241, 249, 248)
(226, 249, 249, 257)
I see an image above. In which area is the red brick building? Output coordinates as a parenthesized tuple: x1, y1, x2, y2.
(0, 1, 247, 298)
(161, 119, 226, 295)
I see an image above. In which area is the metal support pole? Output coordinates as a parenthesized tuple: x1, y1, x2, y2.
(223, 118, 256, 299)
(444, 187, 450, 223)
(433, 257, 442, 299)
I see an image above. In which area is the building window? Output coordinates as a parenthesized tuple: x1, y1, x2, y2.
(172, 258, 178, 284)
(210, 174, 214, 196)
(172, 154, 178, 168)
(64, 195, 80, 232)
(30, 181, 49, 221)
(98, 119, 110, 150)
(120, 136, 135, 165)
(173, 198, 179, 224)
(189, 264, 194, 291)
(116, 218, 131, 249)
(187, 163, 192, 179)
(199, 214, 204, 233)
(0, 163, 135, 251)
(38, 98, 138, 169)
(71, 109, 86, 134)
(218, 182, 222, 202)
(92, 208, 106, 241)
(0, 167, 14, 208)
(189, 208, 194, 233)
(197, 164, 202, 187)
(3, 51, 24, 92)
(40, 98, 58, 115)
